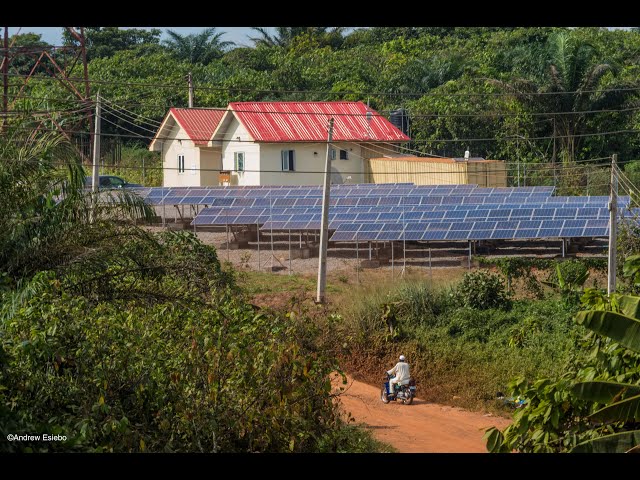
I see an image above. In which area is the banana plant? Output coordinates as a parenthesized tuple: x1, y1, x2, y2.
(541, 263, 589, 306)
(569, 293, 640, 453)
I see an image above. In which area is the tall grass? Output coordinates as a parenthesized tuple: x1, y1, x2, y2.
(337, 278, 586, 413)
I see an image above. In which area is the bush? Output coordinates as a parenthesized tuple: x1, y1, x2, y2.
(0, 232, 377, 453)
(545, 260, 589, 287)
(455, 271, 510, 310)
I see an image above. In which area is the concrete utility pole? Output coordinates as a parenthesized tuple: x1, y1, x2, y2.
(92, 92, 101, 193)
(316, 117, 335, 304)
(608, 154, 618, 295)
(188, 72, 194, 108)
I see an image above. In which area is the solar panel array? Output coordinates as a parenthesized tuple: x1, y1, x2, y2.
(136, 183, 632, 242)
(133, 184, 560, 205)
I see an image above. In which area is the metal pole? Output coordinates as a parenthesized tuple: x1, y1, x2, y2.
(270, 196, 274, 272)
(91, 92, 101, 193)
(289, 229, 292, 275)
(562, 239, 565, 258)
(468, 241, 472, 270)
(316, 118, 334, 303)
(391, 241, 394, 279)
(257, 222, 261, 270)
(368, 241, 372, 260)
(356, 232, 359, 284)
(79, 27, 93, 163)
(188, 72, 194, 108)
(608, 154, 618, 294)
(429, 246, 432, 280)
(226, 209, 230, 262)
(402, 202, 406, 276)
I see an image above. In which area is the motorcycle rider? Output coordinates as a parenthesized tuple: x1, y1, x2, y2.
(387, 355, 410, 396)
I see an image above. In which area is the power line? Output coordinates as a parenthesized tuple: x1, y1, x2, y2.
(9, 89, 640, 121)
(6, 71, 640, 98)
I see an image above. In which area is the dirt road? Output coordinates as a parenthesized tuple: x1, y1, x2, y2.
(333, 375, 511, 453)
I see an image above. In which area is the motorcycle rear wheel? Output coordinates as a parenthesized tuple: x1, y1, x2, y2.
(402, 392, 414, 405)
(381, 387, 390, 404)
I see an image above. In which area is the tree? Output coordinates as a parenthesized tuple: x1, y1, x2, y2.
(0, 116, 153, 284)
(163, 28, 233, 65)
(249, 27, 346, 49)
(497, 31, 635, 164)
(62, 27, 162, 60)
(4, 33, 52, 75)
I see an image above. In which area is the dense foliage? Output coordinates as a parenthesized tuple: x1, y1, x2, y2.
(455, 270, 511, 310)
(339, 273, 585, 410)
(8, 27, 640, 188)
(484, 256, 640, 453)
(0, 126, 385, 453)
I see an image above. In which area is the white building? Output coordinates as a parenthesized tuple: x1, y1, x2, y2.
(150, 101, 409, 187)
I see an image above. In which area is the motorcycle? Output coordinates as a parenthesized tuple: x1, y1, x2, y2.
(381, 373, 416, 405)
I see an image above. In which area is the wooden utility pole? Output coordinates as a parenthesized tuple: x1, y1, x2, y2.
(316, 117, 334, 304)
(608, 154, 618, 295)
(552, 116, 557, 188)
(188, 72, 194, 108)
(2, 27, 8, 132)
(92, 92, 101, 193)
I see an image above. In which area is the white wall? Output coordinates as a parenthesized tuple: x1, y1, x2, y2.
(160, 120, 200, 187)
(259, 142, 365, 186)
(220, 117, 261, 186)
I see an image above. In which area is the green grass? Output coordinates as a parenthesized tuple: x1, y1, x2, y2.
(238, 270, 345, 296)
(335, 278, 586, 413)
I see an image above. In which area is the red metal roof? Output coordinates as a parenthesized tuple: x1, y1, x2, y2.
(170, 108, 225, 146)
(228, 102, 410, 143)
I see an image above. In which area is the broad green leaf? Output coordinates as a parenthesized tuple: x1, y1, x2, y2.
(575, 310, 640, 353)
(570, 430, 640, 453)
(622, 254, 640, 281)
(618, 295, 640, 319)
(590, 393, 640, 422)
(572, 381, 640, 404)
(483, 427, 507, 453)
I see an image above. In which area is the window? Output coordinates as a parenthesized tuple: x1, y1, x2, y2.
(234, 152, 245, 173)
(329, 148, 336, 160)
(339, 149, 349, 160)
(178, 154, 185, 174)
(109, 176, 125, 187)
(281, 150, 295, 171)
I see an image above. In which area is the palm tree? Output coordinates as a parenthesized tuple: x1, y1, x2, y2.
(164, 28, 234, 64)
(495, 31, 634, 164)
(0, 115, 153, 285)
(249, 27, 346, 48)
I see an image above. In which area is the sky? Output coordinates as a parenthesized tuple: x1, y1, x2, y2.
(7, 26, 630, 48)
(6, 27, 270, 47)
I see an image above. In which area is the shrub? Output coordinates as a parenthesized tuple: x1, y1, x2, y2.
(455, 271, 510, 310)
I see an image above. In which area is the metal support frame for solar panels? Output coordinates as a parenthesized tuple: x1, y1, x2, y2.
(270, 196, 274, 272)
(257, 222, 261, 270)
(356, 231, 360, 284)
(402, 202, 406, 277)
(289, 230, 292, 275)
(162, 188, 166, 228)
(391, 242, 394, 279)
(468, 241, 472, 270)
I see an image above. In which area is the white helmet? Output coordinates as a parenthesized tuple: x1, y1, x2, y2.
(399, 355, 406, 361)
